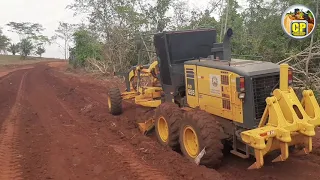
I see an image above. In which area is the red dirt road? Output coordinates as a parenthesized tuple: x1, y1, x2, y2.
(1, 62, 320, 180)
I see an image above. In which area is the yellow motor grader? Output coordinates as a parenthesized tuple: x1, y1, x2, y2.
(107, 28, 320, 169)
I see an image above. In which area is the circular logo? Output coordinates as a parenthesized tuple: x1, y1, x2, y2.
(281, 4, 316, 39)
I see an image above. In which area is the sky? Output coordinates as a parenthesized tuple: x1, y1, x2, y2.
(0, 0, 248, 59)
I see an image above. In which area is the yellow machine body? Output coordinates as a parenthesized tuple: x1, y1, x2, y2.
(108, 27, 320, 170)
(121, 59, 320, 169)
(240, 64, 320, 169)
(120, 60, 162, 134)
(184, 63, 320, 169)
(127, 60, 160, 92)
(112, 59, 320, 169)
(184, 64, 243, 123)
(122, 60, 162, 106)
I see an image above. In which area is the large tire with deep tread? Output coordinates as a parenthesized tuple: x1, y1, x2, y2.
(107, 87, 122, 115)
(179, 110, 224, 168)
(154, 102, 183, 151)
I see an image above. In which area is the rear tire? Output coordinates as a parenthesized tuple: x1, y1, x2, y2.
(154, 102, 183, 151)
(107, 87, 122, 115)
(179, 110, 224, 168)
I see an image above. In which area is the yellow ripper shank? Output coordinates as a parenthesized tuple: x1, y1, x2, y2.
(241, 64, 320, 169)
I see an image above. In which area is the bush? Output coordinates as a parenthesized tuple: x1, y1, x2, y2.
(71, 29, 102, 68)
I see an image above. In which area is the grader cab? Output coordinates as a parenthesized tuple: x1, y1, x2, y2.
(107, 28, 320, 169)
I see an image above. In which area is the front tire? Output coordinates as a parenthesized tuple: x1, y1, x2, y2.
(107, 87, 122, 115)
(154, 102, 182, 151)
(179, 110, 224, 168)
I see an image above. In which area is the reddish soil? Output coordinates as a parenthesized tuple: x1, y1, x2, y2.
(0, 62, 320, 180)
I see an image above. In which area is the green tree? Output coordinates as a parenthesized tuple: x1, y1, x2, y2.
(72, 29, 102, 67)
(8, 43, 19, 55)
(219, 0, 248, 56)
(147, 0, 172, 32)
(170, 0, 190, 29)
(19, 38, 34, 59)
(6, 22, 44, 40)
(0, 28, 10, 54)
(66, 0, 320, 77)
(36, 46, 45, 57)
(33, 35, 50, 47)
(214, 0, 319, 62)
(6, 22, 49, 59)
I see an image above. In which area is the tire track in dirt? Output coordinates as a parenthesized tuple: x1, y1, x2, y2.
(23, 65, 85, 179)
(59, 103, 169, 180)
(0, 72, 15, 83)
(18, 65, 137, 179)
(47, 69, 136, 107)
(110, 144, 169, 180)
(46, 67, 224, 180)
(0, 66, 33, 83)
(49, 66, 320, 180)
(49, 75, 170, 180)
(0, 71, 28, 180)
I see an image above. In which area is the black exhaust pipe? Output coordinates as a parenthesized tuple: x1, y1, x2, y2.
(211, 28, 233, 61)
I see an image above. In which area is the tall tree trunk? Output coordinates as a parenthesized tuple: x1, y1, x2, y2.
(64, 39, 67, 60)
(219, 0, 225, 42)
(223, 0, 230, 35)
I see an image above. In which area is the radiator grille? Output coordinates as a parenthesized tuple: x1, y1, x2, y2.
(252, 74, 279, 121)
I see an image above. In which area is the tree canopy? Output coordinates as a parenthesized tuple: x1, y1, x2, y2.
(0, 28, 10, 54)
(66, 0, 319, 69)
(5, 22, 50, 59)
(52, 22, 78, 60)
(0, 0, 319, 75)
(8, 43, 19, 55)
(6, 22, 45, 40)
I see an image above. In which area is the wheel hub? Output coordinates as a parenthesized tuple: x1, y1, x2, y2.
(183, 126, 199, 158)
(157, 116, 169, 142)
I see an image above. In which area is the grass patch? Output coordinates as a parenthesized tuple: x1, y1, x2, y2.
(0, 55, 65, 66)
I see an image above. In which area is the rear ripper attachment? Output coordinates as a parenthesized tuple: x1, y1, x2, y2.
(240, 64, 320, 169)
